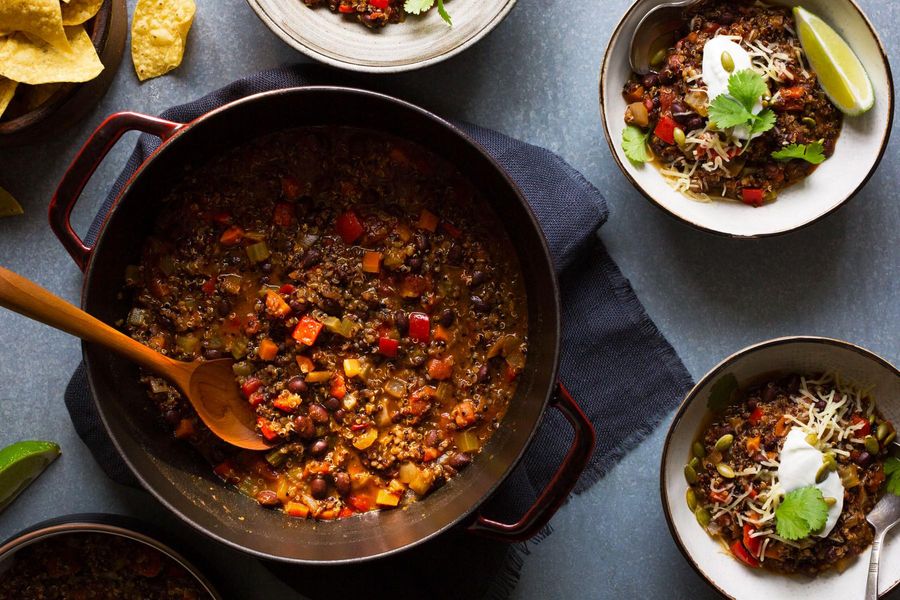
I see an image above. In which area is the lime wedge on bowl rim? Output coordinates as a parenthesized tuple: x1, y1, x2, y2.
(793, 6, 875, 116)
(0, 441, 60, 513)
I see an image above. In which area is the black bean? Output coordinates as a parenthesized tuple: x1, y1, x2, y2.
(670, 100, 688, 116)
(163, 409, 181, 425)
(746, 397, 758, 411)
(334, 472, 351, 496)
(642, 72, 660, 89)
(424, 429, 440, 448)
(394, 311, 409, 335)
(447, 452, 471, 470)
(439, 309, 455, 328)
(308, 403, 329, 424)
(287, 376, 307, 394)
(814, 400, 827, 411)
(217, 300, 232, 316)
(294, 415, 315, 439)
(470, 270, 488, 288)
(854, 451, 873, 467)
(310, 477, 328, 499)
(260, 262, 273, 274)
(414, 232, 430, 252)
(334, 409, 346, 422)
(684, 116, 705, 132)
(762, 384, 778, 404)
(300, 249, 321, 269)
(476, 364, 489, 383)
(321, 298, 341, 314)
(408, 257, 423, 272)
(289, 300, 306, 313)
(202, 348, 224, 360)
(471, 296, 489, 313)
(256, 490, 279, 507)
(659, 68, 676, 84)
(309, 438, 329, 457)
(324, 397, 341, 412)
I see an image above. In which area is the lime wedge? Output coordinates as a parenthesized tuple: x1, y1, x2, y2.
(0, 441, 60, 513)
(0, 185, 24, 219)
(793, 7, 875, 116)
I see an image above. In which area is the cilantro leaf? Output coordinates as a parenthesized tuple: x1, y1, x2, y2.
(404, 0, 452, 25)
(404, 0, 433, 14)
(749, 109, 776, 136)
(622, 125, 653, 164)
(776, 486, 830, 541)
(771, 141, 826, 165)
(727, 70, 768, 113)
(708, 97, 755, 129)
(886, 457, 900, 496)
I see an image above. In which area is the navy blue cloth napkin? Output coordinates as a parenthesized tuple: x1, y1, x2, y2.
(64, 65, 693, 599)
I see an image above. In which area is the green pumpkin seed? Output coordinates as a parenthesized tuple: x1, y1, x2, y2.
(865, 435, 881, 454)
(684, 464, 698, 484)
(689, 456, 701, 471)
(816, 464, 831, 484)
(695, 507, 712, 528)
(686, 488, 699, 511)
(802, 116, 817, 127)
(716, 463, 735, 479)
(822, 452, 838, 472)
(673, 127, 686, 148)
(651, 48, 667, 67)
(885, 431, 897, 446)
(870, 414, 877, 424)
(805, 433, 819, 447)
(693, 442, 707, 459)
(721, 51, 735, 73)
(715, 434, 734, 453)
(877, 422, 891, 442)
(824, 497, 837, 507)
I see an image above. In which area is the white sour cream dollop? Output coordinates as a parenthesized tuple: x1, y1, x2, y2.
(701, 36, 762, 140)
(777, 428, 845, 538)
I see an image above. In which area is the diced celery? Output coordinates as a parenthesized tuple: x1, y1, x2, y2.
(232, 361, 253, 377)
(455, 431, 480, 453)
(127, 308, 147, 328)
(175, 334, 199, 355)
(384, 378, 406, 398)
(246, 241, 270, 264)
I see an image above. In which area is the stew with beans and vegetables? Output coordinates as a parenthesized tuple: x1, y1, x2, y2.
(0, 533, 211, 599)
(123, 126, 528, 521)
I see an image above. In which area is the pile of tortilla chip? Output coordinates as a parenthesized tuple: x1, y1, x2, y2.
(0, 0, 105, 121)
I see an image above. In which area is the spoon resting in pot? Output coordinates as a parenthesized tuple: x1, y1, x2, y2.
(0, 266, 272, 451)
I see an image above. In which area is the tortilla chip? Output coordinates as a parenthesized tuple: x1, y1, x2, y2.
(0, 0, 69, 51)
(61, 0, 104, 26)
(0, 27, 103, 85)
(0, 185, 25, 219)
(0, 78, 18, 119)
(131, 0, 195, 82)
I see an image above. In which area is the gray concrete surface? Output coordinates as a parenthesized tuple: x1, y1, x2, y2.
(0, 0, 897, 598)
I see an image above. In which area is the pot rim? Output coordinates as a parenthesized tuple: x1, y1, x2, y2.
(0, 513, 223, 599)
(79, 86, 563, 564)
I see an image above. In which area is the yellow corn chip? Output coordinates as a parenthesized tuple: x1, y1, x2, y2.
(0, 185, 25, 218)
(131, 0, 195, 82)
(61, 0, 104, 26)
(0, 27, 103, 85)
(0, 78, 18, 119)
(0, 0, 69, 51)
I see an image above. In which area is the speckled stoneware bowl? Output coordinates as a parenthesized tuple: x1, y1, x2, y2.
(600, 0, 894, 238)
(662, 337, 900, 600)
(246, 0, 517, 72)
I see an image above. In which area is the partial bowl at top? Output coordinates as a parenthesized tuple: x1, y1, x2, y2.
(662, 337, 900, 600)
(600, 0, 894, 238)
(245, 0, 517, 73)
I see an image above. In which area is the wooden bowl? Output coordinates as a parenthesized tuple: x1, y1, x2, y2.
(0, 0, 127, 146)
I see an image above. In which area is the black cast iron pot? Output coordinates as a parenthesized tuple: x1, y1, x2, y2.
(48, 87, 595, 563)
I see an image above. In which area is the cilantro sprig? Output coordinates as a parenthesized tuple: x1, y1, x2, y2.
(622, 125, 653, 164)
(886, 457, 900, 496)
(772, 141, 826, 165)
(708, 70, 776, 137)
(775, 486, 830, 541)
(404, 0, 452, 26)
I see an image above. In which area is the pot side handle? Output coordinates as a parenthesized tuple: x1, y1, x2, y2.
(48, 112, 183, 272)
(468, 382, 596, 542)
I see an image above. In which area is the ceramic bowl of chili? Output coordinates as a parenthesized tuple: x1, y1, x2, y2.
(47, 86, 595, 563)
(661, 337, 900, 600)
(599, 0, 893, 238)
(0, 514, 222, 598)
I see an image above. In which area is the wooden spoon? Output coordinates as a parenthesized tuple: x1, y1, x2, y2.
(0, 266, 272, 451)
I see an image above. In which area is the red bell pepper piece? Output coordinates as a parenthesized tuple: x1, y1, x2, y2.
(748, 406, 764, 426)
(654, 115, 678, 145)
(349, 495, 371, 512)
(336, 210, 365, 244)
(292, 315, 324, 346)
(378, 336, 399, 358)
(241, 378, 263, 398)
(281, 176, 302, 200)
(279, 283, 295, 294)
(743, 524, 762, 558)
(248, 391, 266, 408)
(219, 226, 244, 246)
(370, 0, 389, 8)
(273, 202, 294, 227)
(257, 418, 279, 441)
(741, 188, 765, 207)
(709, 490, 730, 504)
(408, 312, 430, 343)
(731, 540, 760, 568)
(338, 4, 355, 13)
(440, 221, 462, 238)
(201, 277, 217, 295)
(850, 415, 871, 437)
(330, 373, 347, 400)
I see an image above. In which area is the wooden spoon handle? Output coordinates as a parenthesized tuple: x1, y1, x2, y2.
(0, 266, 177, 378)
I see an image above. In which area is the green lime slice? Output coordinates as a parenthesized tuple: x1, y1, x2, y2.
(0, 185, 24, 219)
(793, 7, 875, 116)
(0, 441, 60, 513)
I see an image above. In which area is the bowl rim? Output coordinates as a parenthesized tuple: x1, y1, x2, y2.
(659, 335, 900, 599)
(0, 514, 223, 599)
(244, 0, 518, 73)
(598, 0, 896, 239)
